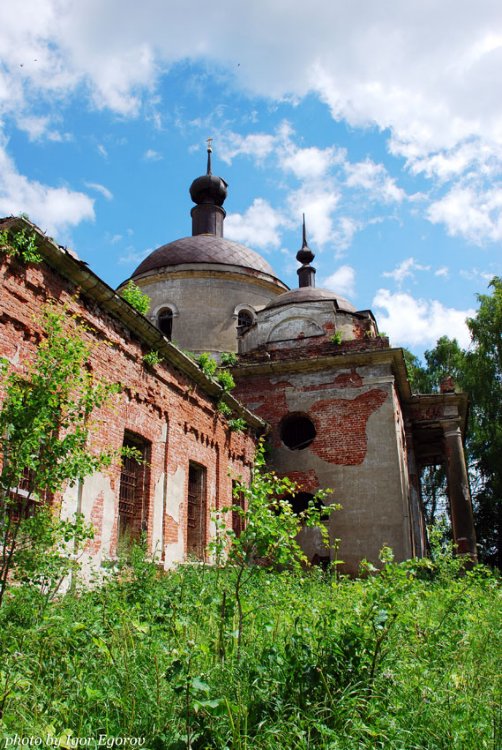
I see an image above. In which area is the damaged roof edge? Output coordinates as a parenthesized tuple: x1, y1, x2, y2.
(0, 216, 266, 433)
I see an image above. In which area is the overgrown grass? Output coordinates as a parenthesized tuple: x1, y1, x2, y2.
(0, 549, 500, 749)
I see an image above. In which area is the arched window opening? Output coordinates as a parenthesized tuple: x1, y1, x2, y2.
(280, 414, 316, 450)
(237, 309, 253, 335)
(157, 308, 173, 340)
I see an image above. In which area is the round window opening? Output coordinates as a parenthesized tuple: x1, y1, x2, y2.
(280, 414, 316, 450)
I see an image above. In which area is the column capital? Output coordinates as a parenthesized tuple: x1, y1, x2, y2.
(440, 419, 462, 439)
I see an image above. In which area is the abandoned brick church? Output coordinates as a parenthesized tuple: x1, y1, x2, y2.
(0, 147, 477, 574)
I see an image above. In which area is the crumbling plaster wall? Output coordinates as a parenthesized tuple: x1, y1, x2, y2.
(0, 253, 256, 570)
(234, 362, 413, 574)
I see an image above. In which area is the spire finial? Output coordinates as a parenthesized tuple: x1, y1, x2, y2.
(206, 137, 213, 175)
(302, 212, 308, 248)
(296, 214, 316, 288)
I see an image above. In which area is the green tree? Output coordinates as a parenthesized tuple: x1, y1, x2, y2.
(211, 440, 336, 657)
(463, 277, 502, 566)
(0, 305, 119, 606)
(405, 279, 501, 566)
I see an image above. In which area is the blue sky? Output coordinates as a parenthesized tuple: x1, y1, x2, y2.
(1, 0, 501, 357)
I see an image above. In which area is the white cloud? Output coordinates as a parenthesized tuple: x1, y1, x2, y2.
(279, 145, 341, 181)
(345, 159, 406, 203)
(2, 0, 502, 248)
(372, 289, 475, 348)
(0, 140, 94, 235)
(218, 131, 277, 165)
(435, 266, 449, 278)
(427, 185, 502, 243)
(287, 186, 339, 247)
(225, 198, 285, 249)
(332, 216, 360, 253)
(382, 257, 431, 285)
(144, 148, 162, 161)
(323, 265, 356, 298)
(85, 182, 113, 200)
(1, 1, 501, 165)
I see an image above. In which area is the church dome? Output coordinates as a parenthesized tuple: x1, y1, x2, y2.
(131, 234, 278, 279)
(265, 286, 356, 313)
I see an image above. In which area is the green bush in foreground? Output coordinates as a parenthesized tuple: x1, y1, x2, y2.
(0, 548, 500, 750)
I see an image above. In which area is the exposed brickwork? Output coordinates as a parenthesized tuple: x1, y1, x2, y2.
(284, 469, 320, 493)
(309, 390, 388, 465)
(0, 252, 256, 566)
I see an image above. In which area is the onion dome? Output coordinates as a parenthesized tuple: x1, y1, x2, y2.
(189, 140, 228, 207)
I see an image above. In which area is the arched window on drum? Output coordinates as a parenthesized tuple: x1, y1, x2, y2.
(157, 307, 174, 340)
(237, 309, 253, 335)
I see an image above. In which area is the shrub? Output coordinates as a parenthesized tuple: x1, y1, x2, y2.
(119, 280, 150, 314)
(0, 228, 42, 264)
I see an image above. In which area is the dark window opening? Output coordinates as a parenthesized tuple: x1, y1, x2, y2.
(237, 310, 253, 334)
(8, 468, 50, 523)
(158, 308, 173, 340)
(280, 414, 316, 450)
(187, 463, 206, 560)
(285, 491, 328, 517)
(232, 481, 246, 538)
(118, 432, 151, 548)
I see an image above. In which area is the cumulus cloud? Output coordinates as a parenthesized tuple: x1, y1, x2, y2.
(372, 289, 475, 348)
(218, 131, 278, 165)
(382, 257, 431, 286)
(323, 265, 356, 298)
(225, 198, 285, 249)
(2, 0, 502, 248)
(287, 186, 340, 247)
(0, 141, 94, 235)
(144, 148, 163, 161)
(345, 159, 406, 203)
(427, 184, 502, 243)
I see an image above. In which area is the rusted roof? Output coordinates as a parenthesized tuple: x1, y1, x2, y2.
(131, 234, 279, 279)
(265, 286, 356, 312)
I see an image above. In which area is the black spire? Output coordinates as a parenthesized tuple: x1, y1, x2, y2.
(189, 139, 228, 236)
(296, 214, 316, 288)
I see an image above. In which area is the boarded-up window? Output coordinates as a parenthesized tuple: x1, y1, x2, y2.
(187, 463, 206, 559)
(118, 432, 151, 547)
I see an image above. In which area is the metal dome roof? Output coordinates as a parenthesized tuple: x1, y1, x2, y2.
(265, 286, 356, 312)
(131, 234, 279, 279)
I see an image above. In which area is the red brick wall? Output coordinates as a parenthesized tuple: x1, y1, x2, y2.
(0, 254, 256, 563)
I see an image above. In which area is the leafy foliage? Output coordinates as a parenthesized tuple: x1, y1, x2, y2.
(404, 278, 502, 566)
(0, 228, 42, 264)
(0, 548, 499, 748)
(219, 352, 238, 367)
(196, 352, 218, 377)
(215, 369, 235, 392)
(0, 305, 120, 607)
(142, 349, 163, 367)
(119, 280, 151, 315)
(227, 417, 247, 432)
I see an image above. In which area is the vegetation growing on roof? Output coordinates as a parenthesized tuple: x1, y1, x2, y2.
(119, 280, 151, 315)
(0, 227, 42, 264)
